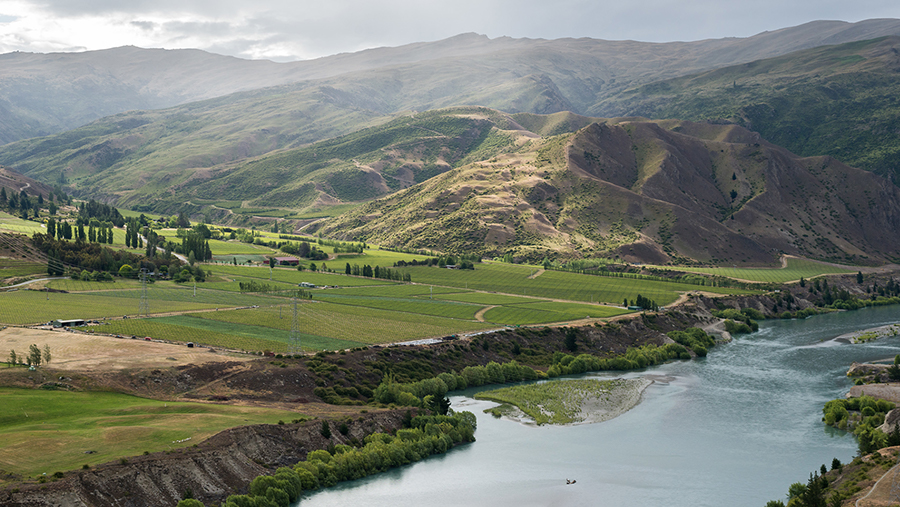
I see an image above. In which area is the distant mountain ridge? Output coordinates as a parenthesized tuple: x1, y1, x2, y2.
(2, 19, 900, 144)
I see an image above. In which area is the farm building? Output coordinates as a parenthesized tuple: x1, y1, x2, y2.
(274, 256, 300, 266)
(53, 319, 85, 328)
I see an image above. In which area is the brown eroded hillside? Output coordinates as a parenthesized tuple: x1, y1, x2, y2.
(312, 119, 900, 265)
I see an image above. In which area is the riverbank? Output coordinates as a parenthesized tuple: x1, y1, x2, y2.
(475, 377, 652, 426)
(836, 322, 900, 344)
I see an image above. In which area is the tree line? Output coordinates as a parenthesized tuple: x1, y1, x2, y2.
(344, 263, 411, 282)
(7, 344, 51, 367)
(195, 412, 476, 507)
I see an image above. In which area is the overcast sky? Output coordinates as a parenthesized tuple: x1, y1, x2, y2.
(0, 0, 898, 62)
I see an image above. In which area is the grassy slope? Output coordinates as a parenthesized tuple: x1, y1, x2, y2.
(314, 114, 900, 265)
(0, 386, 298, 478)
(604, 37, 900, 182)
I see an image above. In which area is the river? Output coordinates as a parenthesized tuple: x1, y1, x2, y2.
(299, 305, 900, 507)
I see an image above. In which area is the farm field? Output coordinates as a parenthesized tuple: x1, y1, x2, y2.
(0, 258, 46, 281)
(189, 302, 495, 345)
(324, 284, 461, 298)
(99, 314, 365, 353)
(395, 262, 755, 305)
(210, 264, 396, 287)
(482, 302, 630, 326)
(0, 212, 44, 235)
(656, 258, 855, 283)
(0, 290, 222, 325)
(207, 239, 275, 256)
(0, 387, 298, 478)
(315, 293, 484, 320)
(0, 250, 776, 352)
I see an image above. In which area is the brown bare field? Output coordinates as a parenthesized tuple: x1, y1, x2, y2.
(0, 326, 254, 371)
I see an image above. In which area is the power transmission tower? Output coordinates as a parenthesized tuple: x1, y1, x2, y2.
(139, 269, 148, 316)
(289, 294, 301, 356)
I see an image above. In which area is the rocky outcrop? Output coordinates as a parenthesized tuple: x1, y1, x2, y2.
(2, 410, 409, 507)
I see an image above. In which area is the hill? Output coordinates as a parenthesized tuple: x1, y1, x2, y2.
(600, 36, 900, 183)
(0, 166, 53, 200)
(1, 19, 900, 144)
(311, 115, 900, 266)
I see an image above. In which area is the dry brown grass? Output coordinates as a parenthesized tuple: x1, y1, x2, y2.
(0, 327, 254, 371)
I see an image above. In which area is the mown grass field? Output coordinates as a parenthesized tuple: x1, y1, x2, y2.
(0, 387, 298, 478)
(207, 239, 275, 256)
(656, 257, 855, 283)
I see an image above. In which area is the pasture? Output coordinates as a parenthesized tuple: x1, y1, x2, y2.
(0, 387, 298, 478)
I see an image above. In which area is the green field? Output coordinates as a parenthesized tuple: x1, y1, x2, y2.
(0, 387, 298, 478)
(0, 212, 44, 235)
(207, 239, 275, 256)
(0, 252, 770, 352)
(396, 262, 754, 306)
(483, 302, 630, 326)
(658, 258, 855, 284)
(210, 264, 397, 287)
(324, 284, 462, 298)
(315, 293, 484, 320)
(99, 313, 366, 352)
(0, 258, 46, 280)
(190, 302, 494, 345)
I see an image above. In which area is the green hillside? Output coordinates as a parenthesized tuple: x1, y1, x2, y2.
(603, 36, 900, 182)
(313, 117, 900, 265)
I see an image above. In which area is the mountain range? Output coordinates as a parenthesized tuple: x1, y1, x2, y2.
(310, 108, 900, 265)
(2, 19, 900, 265)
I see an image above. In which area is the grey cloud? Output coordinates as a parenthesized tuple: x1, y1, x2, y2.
(130, 21, 157, 31)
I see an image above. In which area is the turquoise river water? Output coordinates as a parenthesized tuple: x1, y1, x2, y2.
(298, 305, 900, 507)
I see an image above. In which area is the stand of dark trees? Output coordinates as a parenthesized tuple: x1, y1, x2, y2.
(32, 233, 181, 277)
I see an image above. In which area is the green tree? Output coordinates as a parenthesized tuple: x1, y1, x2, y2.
(28, 344, 41, 367)
(269, 257, 276, 269)
(320, 421, 332, 439)
(564, 328, 578, 352)
(176, 500, 204, 507)
(42, 344, 51, 365)
(8, 350, 16, 366)
(857, 271, 864, 284)
(801, 471, 825, 507)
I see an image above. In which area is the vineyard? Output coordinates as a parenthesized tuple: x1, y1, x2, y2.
(655, 258, 855, 283)
(0, 244, 782, 353)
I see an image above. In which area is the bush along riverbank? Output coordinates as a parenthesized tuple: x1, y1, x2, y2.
(364, 328, 717, 416)
(763, 389, 900, 505)
(179, 412, 477, 507)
